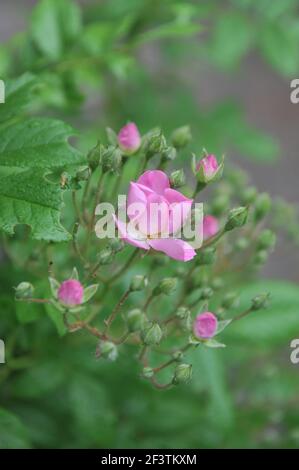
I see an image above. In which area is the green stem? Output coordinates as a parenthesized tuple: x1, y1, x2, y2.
(104, 289, 131, 333)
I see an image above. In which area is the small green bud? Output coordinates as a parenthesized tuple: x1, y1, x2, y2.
(172, 351, 184, 362)
(222, 292, 239, 309)
(225, 207, 248, 231)
(76, 166, 91, 181)
(253, 249, 268, 265)
(153, 277, 178, 296)
(97, 247, 114, 265)
(14, 282, 34, 300)
(130, 275, 148, 292)
(171, 125, 192, 149)
(251, 293, 270, 311)
(235, 237, 250, 251)
(161, 146, 177, 162)
(143, 130, 167, 158)
(170, 169, 185, 188)
(211, 277, 224, 290)
(176, 306, 191, 319)
(253, 193, 271, 222)
(141, 322, 163, 345)
(200, 287, 214, 300)
(126, 308, 147, 332)
(241, 186, 257, 205)
(172, 363, 192, 385)
(142, 367, 154, 379)
(87, 141, 101, 171)
(197, 247, 216, 265)
(108, 237, 124, 253)
(211, 194, 229, 216)
(97, 341, 118, 361)
(257, 229, 276, 250)
(100, 145, 122, 173)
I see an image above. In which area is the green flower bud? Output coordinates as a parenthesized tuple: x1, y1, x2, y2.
(175, 306, 191, 319)
(161, 146, 177, 162)
(172, 351, 184, 362)
(170, 169, 186, 188)
(197, 247, 216, 265)
(97, 341, 118, 361)
(200, 287, 214, 300)
(211, 194, 230, 216)
(225, 207, 249, 231)
(143, 130, 167, 158)
(241, 186, 258, 205)
(130, 275, 148, 292)
(141, 322, 163, 345)
(108, 237, 124, 253)
(87, 141, 101, 171)
(97, 247, 114, 265)
(222, 292, 239, 309)
(253, 193, 271, 222)
(126, 308, 147, 332)
(14, 282, 34, 300)
(211, 277, 224, 290)
(235, 237, 250, 251)
(253, 249, 268, 265)
(100, 145, 122, 173)
(142, 367, 154, 379)
(257, 229, 276, 250)
(171, 125, 192, 149)
(172, 363, 192, 385)
(251, 292, 270, 311)
(153, 277, 178, 296)
(76, 166, 91, 181)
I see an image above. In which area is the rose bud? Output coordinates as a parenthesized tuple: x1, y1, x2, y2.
(118, 122, 141, 154)
(57, 279, 84, 306)
(194, 153, 223, 184)
(193, 312, 218, 339)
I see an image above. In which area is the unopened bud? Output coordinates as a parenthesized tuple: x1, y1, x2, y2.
(76, 166, 91, 181)
(176, 306, 191, 319)
(97, 341, 118, 361)
(126, 308, 147, 332)
(257, 229, 276, 250)
(197, 247, 216, 265)
(200, 287, 214, 300)
(172, 363, 192, 385)
(241, 186, 257, 205)
(211, 277, 224, 290)
(235, 237, 250, 251)
(97, 247, 114, 265)
(251, 293, 270, 311)
(170, 169, 185, 188)
(222, 292, 239, 309)
(130, 275, 148, 292)
(253, 193, 271, 222)
(253, 249, 268, 265)
(100, 145, 122, 173)
(108, 238, 124, 253)
(141, 322, 163, 345)
(172, 351, 183, 362)
(161, 146, 177, 162)
(225, 207, 248, 231)
(142, 367, 154, 379)
(153, 277, 178, 296)
(171, 125, 192, 149)
(143, 130, 167, 158)
(14, 282, 34, 300)
(87, 142, 101, 171)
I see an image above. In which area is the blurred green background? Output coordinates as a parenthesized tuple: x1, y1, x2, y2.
(1, 0, 299, 449)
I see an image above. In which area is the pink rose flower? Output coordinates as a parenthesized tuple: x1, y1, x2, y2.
(203, 215, 219, 240)
(114, 170, 196, 262)
(58, 279, 84, 306)
(193, 312, 218, 339)
(196, 154, 219, 180)
(118, 122, 141, 154)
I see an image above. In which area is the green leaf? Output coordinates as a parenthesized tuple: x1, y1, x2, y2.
(208, 13, 254, 69)
(83, 284, 99, 303)
(0, 169, 71, 241)
(44, 301, 67, 336)
(204, 338, 226, 348)
(0, 408, 30, 449)
(259, 21, 299, 76)
(0, 117, 84, 170)
(134, 21, 201, 45)
(15, 301, 44, 324)
(225, 280, 299, 346)
(31, 0, 82, 60)
(49, 277, 60, 298)
(0, 73, 38, 124)
(216, 319, 232, 335)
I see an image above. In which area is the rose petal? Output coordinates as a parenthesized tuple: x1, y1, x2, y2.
(113, 215, 150, 250)
(148, 238, 196, 262)
(137, 170, 170, 195)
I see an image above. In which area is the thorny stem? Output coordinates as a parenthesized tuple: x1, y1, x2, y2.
(104, 289, 131, 333)
(105, 248, 140, 285)
(72, 222, 87, 265)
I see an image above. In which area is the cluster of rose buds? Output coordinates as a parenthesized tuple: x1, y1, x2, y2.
(15, 122, 273, 389)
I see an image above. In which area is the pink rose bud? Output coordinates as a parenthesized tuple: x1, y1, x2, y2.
(193, 312, 218, 339)
(58, 279, 84, 306)
(196, 154, 219, 180)
(203, 215, 219, 240)
(118, 122, 141, 154)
